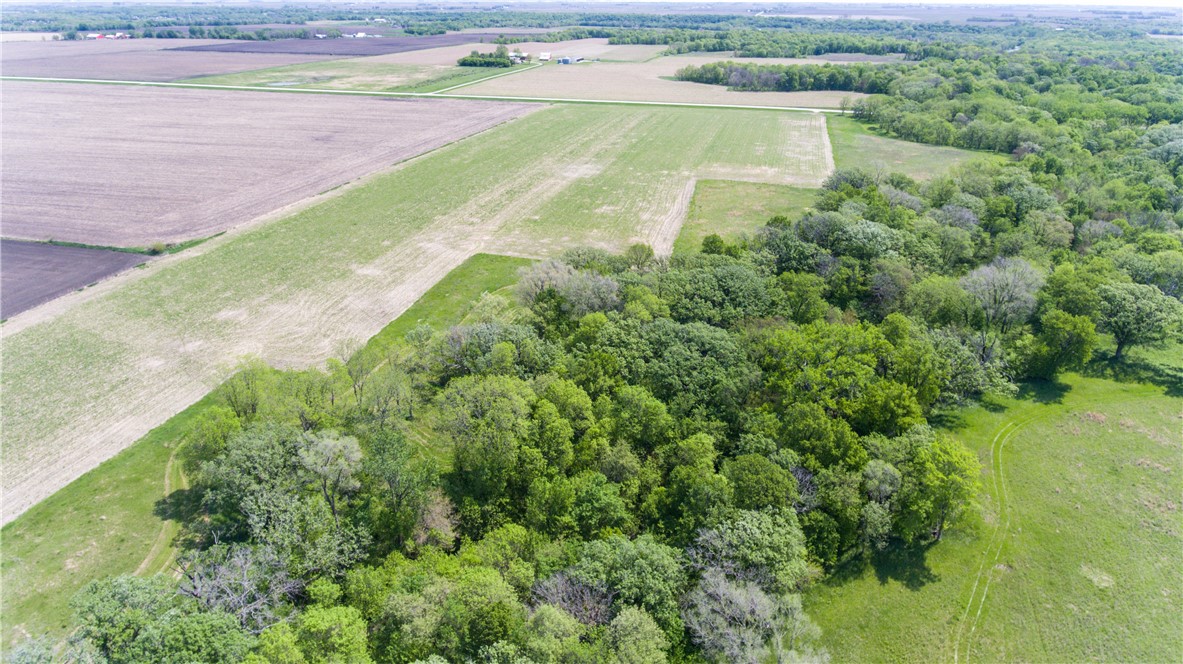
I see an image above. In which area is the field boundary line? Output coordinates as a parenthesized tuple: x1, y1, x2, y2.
(0, 76, 844, 113)
(428, 62, 543, 94)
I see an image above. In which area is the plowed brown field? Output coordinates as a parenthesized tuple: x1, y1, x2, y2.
(0, 83, 535, 246)
(0, 38, 336, 80)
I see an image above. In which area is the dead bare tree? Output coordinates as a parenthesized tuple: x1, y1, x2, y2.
(177, 544, 303, 634)
(532, 571, 617, 627)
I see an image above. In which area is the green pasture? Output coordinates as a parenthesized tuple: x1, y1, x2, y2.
(185, 59, 518, 93)
(806, 361, 1183, 663)
(828, 115, 989, 180)
(675, 180, 819, 253)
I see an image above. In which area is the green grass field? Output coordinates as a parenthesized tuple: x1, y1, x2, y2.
(184, 59, 521, 93)
(674, 180, 819, 254)
(0, 253, 528, 647)
(827, 115, 988, 180)
(806, 367, 1183, 663)
(359, 253, 531, 357)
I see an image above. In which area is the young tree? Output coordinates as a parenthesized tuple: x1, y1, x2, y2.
(295, 605, 372, 664)
(1023, 309, 1098, 379)
(776, 272, 829, 324)
(299, 431, 363, 527)
(568, 535, 687, 641)
(1097, 282, 1183, 360)
(364, 428, 434, 548)
(604, 607, 669, 664)
(689, 509, 810, 593)
(892, 427, 980, 542)
(722, 455, 798, 511)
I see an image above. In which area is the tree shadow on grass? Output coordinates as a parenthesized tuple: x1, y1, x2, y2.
(870, 540, 940, 590)
(1015, 379, 1071, 405)
(1082, 352, 1183, 398)
(824, 540, 939, 592)
(154, 487, 205, 551)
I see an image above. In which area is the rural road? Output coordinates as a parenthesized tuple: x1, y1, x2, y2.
(0, 75, 844, 114)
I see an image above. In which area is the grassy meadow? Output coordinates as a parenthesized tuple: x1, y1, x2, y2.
(828, 115, 988, 179)
(674, 180, 819, 254)
(0, 253, 528, 646)
(807, 364, 1183, 663)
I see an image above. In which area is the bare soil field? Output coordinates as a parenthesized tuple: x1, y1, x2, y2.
(170, 32, 541, 56)
(461, 56, 868, 108)
(1, 38, 337, 80)
(0, 82, 535, 246)
(1, 38, 231, 62)
(381, 38, 665, 66)
(2, 49, 337, 81)
(0, 32, 62, 42)
(0, 241, 145, 318)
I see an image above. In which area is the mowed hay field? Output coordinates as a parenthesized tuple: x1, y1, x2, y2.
(0, 83, 534, 246)
(460, 55, 870, 108)
(0, 38, 338, 81)
(186, 57, 514, 93)
(1, 103, 833, 524)
(807, 374, 1183, 663)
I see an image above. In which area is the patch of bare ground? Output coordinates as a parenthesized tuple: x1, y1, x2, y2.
(643, 179, 698, 255)
(1, 83, 534, 246)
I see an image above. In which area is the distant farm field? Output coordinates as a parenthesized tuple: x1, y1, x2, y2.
(0, 38, 337, 81)
(170, 32, 541, 57)
(1, 103, 832, 524)
(828, 115, 988, 179)
(807, 373, 1183, 663)
(460, 56, 868, 108)
(381, 38, 667, 66)
(186, 58, 522, 93)
(0, 83, 534, 246)
(0, 241, 146, 318)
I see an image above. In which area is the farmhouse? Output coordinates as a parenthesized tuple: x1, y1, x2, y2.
(539, 52, 551, 61)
